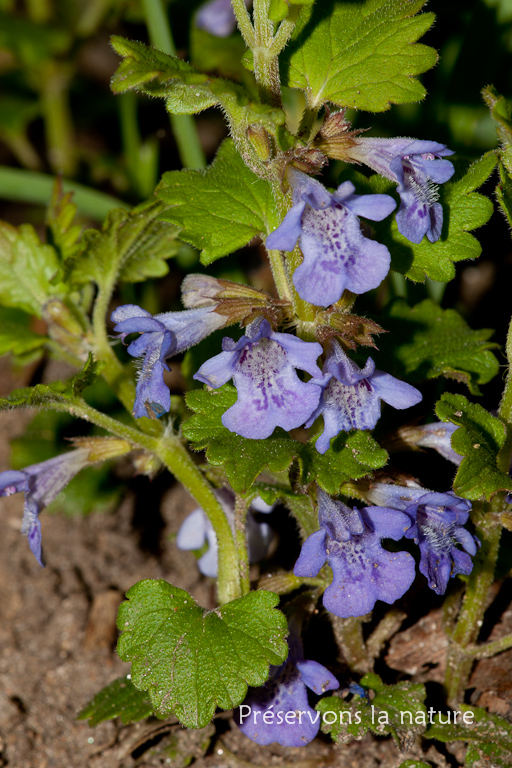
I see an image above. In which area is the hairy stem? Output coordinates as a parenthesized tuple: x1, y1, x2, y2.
(231, 0, 255, 47)
(62, 398, 241, 604)
(235, 494, 251, 595)
(444, 503, 502, 706)
(252, 0, 281, 106)
(331, 615, 371, 674)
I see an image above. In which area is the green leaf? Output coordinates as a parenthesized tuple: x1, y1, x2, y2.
(77, 675, 154, 726)
(283, 0, 437, 111)
(110, 36, 285, 135)
(299, 431, 388, 495)
(183, 384, 388, 494)
(317, 673, 426, 749)
(0, 354, 102, 411)
(348, 153, 496, 282)
(426, 706, 512, 768)
(158, 140, 277, 265)
(435, 393, 512, 500)
(0, 306, 47, 360)
(45, 179, 82, 262)
(116, 580, 288, 728)
(190, 26, 247, 83)
(0, 221, 64, 316)
(67, 198, 179, 286)
(375, 299, 499, 395)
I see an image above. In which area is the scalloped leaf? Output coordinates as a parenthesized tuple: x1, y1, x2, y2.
(183, 384, 388, 494)
(77, 675, 154, 726)
(158, 140, 277, 265)
(435, 393, 512, 500)
(116, 580, 288, 729)
(283, 0, 437, 111)
(375, 299, 499, 395)
(317, 673, 426, 749)
(426, 705, 512, 768)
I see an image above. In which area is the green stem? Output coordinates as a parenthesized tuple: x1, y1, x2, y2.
(252, 0, 281, 106)
(119, 93, 144, 194)
(267, 18, 296, 58)
(92, 284, 139, 416)
(39, 61, 76, 177)
(231, 0, 255, 47)
(331, 615, 371, 674)
(444, 503, 502, 706)
(141, 0, 206, 169)
(235, 494, 251, 595)
(61, 397, 241, 604)
(468, 632, 512, 659)
(0, 166, 129, 219)
(498, 314, 512, 467)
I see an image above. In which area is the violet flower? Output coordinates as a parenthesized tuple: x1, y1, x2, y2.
(0, 448, 91, 566)
(294, 489, 416, 617)
(176, 490, 274, 577)
(266, 169, 396, 307)
(307, 341, 422, 454)
(366, 483, 478, 595)
(194, 317, 323, 439)
(111, 304, 225, 419)
(415, 422, 462, 465)
(346, 138, 455, 244)
(195, 0, 250, 37)
(237, 628, 339, 746)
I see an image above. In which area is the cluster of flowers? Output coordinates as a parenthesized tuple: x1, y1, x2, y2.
(110, 141, 454, 438)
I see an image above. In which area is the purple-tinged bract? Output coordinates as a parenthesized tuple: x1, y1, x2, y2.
(366, 483, 477, 595)
(294, 489, 416, 617)
(0, 449, 91, 566)
(266, 169, 396, 307)
(236, 628, 338, 746)
(346, 138, 455, 244)
(176, 489, 274, 577)
(111, 304, 225, 419)
(194, 317, 323, 439)
(307, 341, 422, 453)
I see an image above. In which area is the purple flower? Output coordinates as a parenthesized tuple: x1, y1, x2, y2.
(306, 341, 422, 454)
(0, 449, 91, 566)
(294, 489, 416, 617)
(266, 169, 396, 307)
(415, 422, 462, 465)
(195, 0, 250, 37)
(112, 304, 225, 419)
(176, 489, 274, 577)
(366, 483, 478, 595)
(194, 317, 323, 439)
(237, 628, 339, 746)
(346, 138, 455, 244)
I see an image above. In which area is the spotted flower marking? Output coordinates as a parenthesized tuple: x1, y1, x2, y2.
(307, 341, 422, 453)
(294, 490, 416, 617)
(266, 169, 396, 307)
(194, 317, 323, 439)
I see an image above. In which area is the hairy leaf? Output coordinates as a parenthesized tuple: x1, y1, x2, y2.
(375, 299, 499, 395)
(349, 153, 496, 283)
(183, 384, 388, 494)
(0, 354, 102, 410)
(0, 221, 64, 316)
(117, 580, 288, 728)
(435, 393, 512, 500)
(427, 705, 512, 768)
(77, 675, 154, 726)
(158, 140, 277, 264)
(318, 673, 426, 749)
(67, 198, 179, 286)
(111, 37, 285, 134)
(284, 0, 436, 111)
(0, 306, 47, 360)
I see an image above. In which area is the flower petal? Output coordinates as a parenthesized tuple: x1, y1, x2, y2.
(295, 659, 339, 694)
(266, 201, 306, 252)
(370, 371, 422, 409)
(293, 529, 327, 577)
